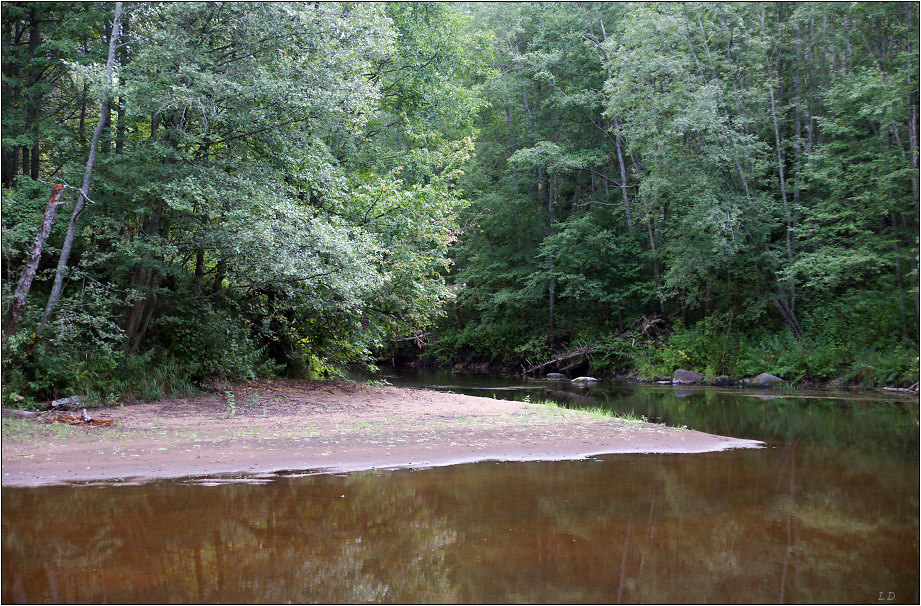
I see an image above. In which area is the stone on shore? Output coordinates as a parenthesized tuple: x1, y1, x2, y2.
(672, 369, 706, 384)
(750, 373, 784, 386)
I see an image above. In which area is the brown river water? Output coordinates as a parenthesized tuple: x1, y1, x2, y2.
(2, 372, 918, 603)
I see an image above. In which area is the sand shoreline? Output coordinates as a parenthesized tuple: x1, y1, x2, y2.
(1, 380, 763, 487)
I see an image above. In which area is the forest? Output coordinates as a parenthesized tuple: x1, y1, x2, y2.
(2, 2, 918, 405)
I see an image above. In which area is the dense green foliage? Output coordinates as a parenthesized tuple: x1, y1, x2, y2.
(429, 2, 919, 386)
(2, 2, 918, 404)
(2, 2, 487, 402)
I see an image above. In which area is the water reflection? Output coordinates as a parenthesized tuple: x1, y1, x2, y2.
(3, 443, 918, 603)
(4, 377, 918, 603)
(368, 368, 920, 458)
(3, 471, 458, 603)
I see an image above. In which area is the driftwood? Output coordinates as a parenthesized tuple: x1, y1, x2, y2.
(523, 313, 676, 377)
(640, 313, 670, 338)
(524, 345, 597, 377)
(881, 383, 919, 393)
(49, 411, 115, 427)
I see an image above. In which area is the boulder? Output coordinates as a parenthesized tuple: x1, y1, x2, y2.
(571, 376, 599, 383)
(672, 369, 706, 384)
(545, 372, 567, 380)
(750, 372, 784, 386)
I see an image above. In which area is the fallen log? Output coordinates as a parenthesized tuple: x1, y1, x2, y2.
(524, 345, 597, 377)
(559, 355, 592, 374)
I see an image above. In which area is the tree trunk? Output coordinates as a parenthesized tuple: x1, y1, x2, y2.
(759, 245, 804, 338)
(906, 2, 919, 201)
(520, 85, 557, 342)
(772, 292, 804, 338)
(1, 18, 14, 186)
(37, 2, 124, 334)
(613, 118, 632, 228)
(25, 8, 41, 181)
(769, 85, 796, 312)
(194, 249, 205, 279)
(498, 64, 517, 156)
(123, 269, 159, 355)
(114, 97, 126, 155)
(122, 206, 161, 353)
(2, 184, 65, 344)
(793, 18, 804, 209)
(212, 260, 226, 295)
(649, 234, 665, 314)
(546, 174, 556, 343)
(891, 213, 909, 341)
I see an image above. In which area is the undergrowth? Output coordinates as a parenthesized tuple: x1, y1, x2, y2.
(591, 318, 919, 388)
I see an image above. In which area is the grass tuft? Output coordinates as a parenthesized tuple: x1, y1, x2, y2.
(531, 398, 646, 422)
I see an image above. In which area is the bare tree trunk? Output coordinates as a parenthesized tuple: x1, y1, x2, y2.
(37, 2, 123, 335)
(2, 184, 65, 344)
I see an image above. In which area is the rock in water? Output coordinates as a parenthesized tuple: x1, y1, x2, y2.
(672, 369, 706, 384)
(750, 373, 783, 386)
(545, 373, 567, 380)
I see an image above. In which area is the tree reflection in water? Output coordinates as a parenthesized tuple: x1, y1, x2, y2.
(3, 473, 458, 603)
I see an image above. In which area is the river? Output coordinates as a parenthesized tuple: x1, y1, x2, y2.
(2, 369, 918, 603)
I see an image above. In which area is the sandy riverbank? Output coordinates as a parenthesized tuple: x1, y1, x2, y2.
(1, 380, 763, 487)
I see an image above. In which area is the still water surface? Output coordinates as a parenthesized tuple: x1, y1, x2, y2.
(2, 371, 918, 603)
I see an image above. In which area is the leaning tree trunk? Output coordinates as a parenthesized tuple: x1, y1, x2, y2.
(2, 183, 65, 344)
(37, 2, 123, 335)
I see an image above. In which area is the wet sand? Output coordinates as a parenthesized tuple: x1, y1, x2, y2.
(1, 380, 763, 487)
